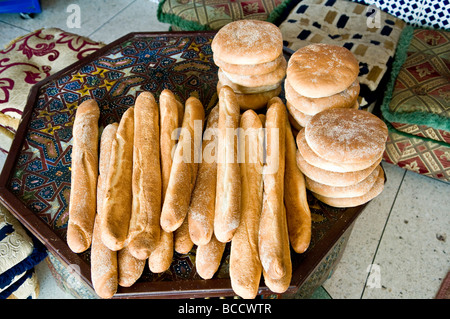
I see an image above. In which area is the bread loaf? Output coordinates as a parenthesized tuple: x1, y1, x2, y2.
(101, 107, 134, 251)
(159, 89, 184, 201)
(91, 123, 118, 299)
(127, 92, 162, 260)
(312, 165, 385, 207)
(258, 97, 287, 280)
(287, 43, 359, 98)
(174, 216, 194, 254)
(214, 53, 284, 76)
(262, 205, 292, 294)
(148, 229, 173, 273)
(284, 118, 311, 254)
(148, 89, 182, 273)
(211, 20, 283, 65)
(188, 105, 219, 246)
(214, 86, 241, 243)
(67, 99, 100, 253)
(196, 234, 226, 280)
(160, 97, 205, 232)
(230, 110, 264, 299)
(117, 245, 145, 287)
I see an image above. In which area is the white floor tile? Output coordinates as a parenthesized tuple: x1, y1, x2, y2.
(323, 162, 407, 298)
(0, 21, 29, 49)
(362, 170, 450, 299)
(88, 0, 171, 44)
(35, 259, 75, 299)
(0, 0, 134, 38)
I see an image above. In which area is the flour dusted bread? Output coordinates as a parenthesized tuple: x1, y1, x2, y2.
(258, 97, 288, 280)
(212, 20, 285, 110)
(287, 43, 359, 98)
(306, 165, 381, 198)
(101, 107, 134, 251)
(296, 149, 381, 187)
(230, 109, 264, 299)
(214, 53, 284, 76)
(91, 122, 118, 299)
(305, 108, 388, 164)
(159, 89, 184, 200)
(211, 20, 283, 65)
(262, 205, 292, 294)
(67, 99, 100, 253)
(117, 245, 145, 287)
(214, 86, 241, 243)
(312, 165, 385, 207)
(284, 117, 311, 254)
(128, 92, 161, 260)
(296, 128, 377, 173)
(284, 78, 360, 116)
(196, 234, 226, 280)
(188, 105, 219, 246)
(160, 96, 205, 232)
(148, 229, 173, 273)
(218, 57, 287, 89)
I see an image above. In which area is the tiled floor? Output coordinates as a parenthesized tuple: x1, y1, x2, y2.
(1, 0, 448, 300)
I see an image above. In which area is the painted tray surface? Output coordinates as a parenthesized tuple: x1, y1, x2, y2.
(0, 32, 367, 298)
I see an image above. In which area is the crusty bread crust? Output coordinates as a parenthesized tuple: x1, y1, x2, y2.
(287, 43, 359, 98)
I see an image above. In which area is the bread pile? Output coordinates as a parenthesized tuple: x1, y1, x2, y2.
(66, 87, 312, 299)
(212, 20, 286, 110)
(285, 43, 361, 130)
(296, 108, 388, 208)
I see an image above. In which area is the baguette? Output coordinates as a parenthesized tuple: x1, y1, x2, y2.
(91, 123, 118, 299)
(284, 117, 311, 254)
(101, 107, 134, 251)
(195, 234, 226, 280)
(147, 90, 181, 273)
(159, 89, 184, 201)
(160, 97, 205, 232)
(128, 92, 162, 260)
(174, 216, 194, 254)
(262, 205, 292, 294)
(67, 99, 100, 253)
(117, 245, 145, 287)
(91, 214, 118, 298)
(258, 97, 287, 280)
(230, 110, 264, 299)
(214, 86, 241, 243)
(188, 105, 219, 245)
(148, 229, 173, 273)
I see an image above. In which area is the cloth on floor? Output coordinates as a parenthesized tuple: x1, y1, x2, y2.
(278, 0, 406, 109)
(381, 25, 450, 183)
(0, 204, 47, 299)
(0, 28, 105, 165)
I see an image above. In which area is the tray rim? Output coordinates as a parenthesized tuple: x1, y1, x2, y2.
(0, 31, 367, 298)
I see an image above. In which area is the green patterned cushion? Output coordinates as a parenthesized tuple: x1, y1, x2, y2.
(157, 0, 293, 31)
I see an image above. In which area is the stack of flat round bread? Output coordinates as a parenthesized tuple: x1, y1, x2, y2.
(212, 20, 286, 110)
(285, 43, 360, 130)
(295, 108, 388, 207)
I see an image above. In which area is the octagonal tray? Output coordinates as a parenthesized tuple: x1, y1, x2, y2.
(0, 31, 369, 299)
